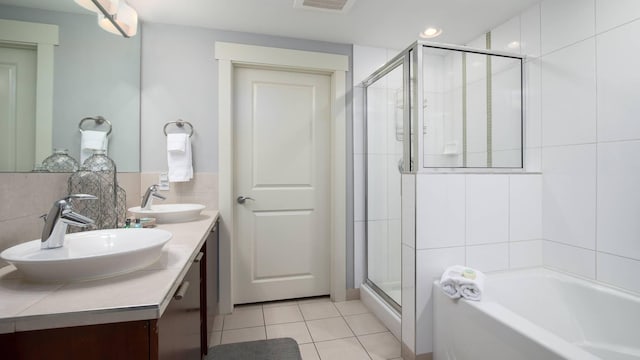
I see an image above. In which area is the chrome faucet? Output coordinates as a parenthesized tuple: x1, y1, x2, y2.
(141, 184, 166, 210)
(41, 194, 96, 249)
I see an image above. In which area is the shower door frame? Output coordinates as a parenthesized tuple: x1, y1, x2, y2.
(361, 50, 412, 314)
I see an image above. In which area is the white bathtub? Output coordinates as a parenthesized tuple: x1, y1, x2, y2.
(433, 268, 640, 360)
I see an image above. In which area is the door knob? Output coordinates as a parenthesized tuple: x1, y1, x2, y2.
(237, 196, 255, 204)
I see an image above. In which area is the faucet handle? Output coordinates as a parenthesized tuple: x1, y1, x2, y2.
(64, 194, 97, 202)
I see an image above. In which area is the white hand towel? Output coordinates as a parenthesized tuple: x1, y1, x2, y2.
(167, 133, 193, 182)
(80, 130, 108, 164)
(167, 133, 187, 153)
(439, 265, 485, 301)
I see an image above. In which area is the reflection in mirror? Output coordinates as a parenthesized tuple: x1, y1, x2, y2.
(421, 45, 523, 168)
(0, 4, 141, 172)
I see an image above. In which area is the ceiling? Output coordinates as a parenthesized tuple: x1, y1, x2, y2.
(0, 0, 542, 49)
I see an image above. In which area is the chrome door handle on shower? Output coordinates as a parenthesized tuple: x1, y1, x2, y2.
(237, 196, 255, 204)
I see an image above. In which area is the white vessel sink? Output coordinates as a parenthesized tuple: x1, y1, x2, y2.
(0, 228, 172, 283)
(128, 203, 205, 224)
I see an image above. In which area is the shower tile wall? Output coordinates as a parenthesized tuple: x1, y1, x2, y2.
(538, 0, 640, 294)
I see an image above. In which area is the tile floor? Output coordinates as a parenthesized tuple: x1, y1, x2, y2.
(210, 297, 402, 360)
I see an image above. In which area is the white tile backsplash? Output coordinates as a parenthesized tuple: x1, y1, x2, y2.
(543, 240, 596, 279)
(542, 144, 596, 250)
(541, 38, 597, 147)
(416, 175, 465, 249)
(597, 141, 640, 260)
(597, 252, 640, 294)
(466, 243, 510, 272)
(509, 175, 542, 241)
(466, 175, 509, 245)
(510, 240, 543, 269)
(595, 0, 640, 33)
(541, 0, 595, 55)
(596, 20, 640, 142)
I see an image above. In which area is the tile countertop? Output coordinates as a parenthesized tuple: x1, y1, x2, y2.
(0, 210, 219, 334)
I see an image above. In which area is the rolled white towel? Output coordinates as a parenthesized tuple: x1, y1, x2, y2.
(440, 278, 461, 299)
(439, 265, 485, 301)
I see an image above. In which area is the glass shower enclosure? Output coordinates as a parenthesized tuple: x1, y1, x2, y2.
(362, 41, 523, 313)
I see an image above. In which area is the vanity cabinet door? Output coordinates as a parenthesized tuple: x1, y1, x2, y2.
(202, 222, 219, 354)
(157, 253, 202, 360)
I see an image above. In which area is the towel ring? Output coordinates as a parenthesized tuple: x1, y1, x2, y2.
(163, 119, 194, 137)
(79, 116, 112, 136)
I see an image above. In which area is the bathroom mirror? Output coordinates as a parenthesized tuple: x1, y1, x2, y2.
(0, 4, 140, 172)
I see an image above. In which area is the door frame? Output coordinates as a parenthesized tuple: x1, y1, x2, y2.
(0, 19, 58, 166)
(215, 42, 348, 313)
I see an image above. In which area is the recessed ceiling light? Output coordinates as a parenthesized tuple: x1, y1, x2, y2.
(507, 41, 520, 49)
(419, 27, 443, 39)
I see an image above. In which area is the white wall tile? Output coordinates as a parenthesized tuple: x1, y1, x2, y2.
(353, 86, 365, 155)
(415, 247, 465, 354)
(401, 243, 415, 353)
(597, 252, 640, 293)
(416, 175, 465, 249)
(542, 144, 596, 249)
(401, 174, 416, 248)
(596, 0, 640, 34)
(541, 0, 595, 55)
(367, 220, 389, 283)
(597, 140, 640, 260)
(492, 16, 521, 57)
(510, 240, 543, 269)
(466, 243, 509, 272)
(387, 155, 402, 220)
(543, 240, 596, 279)
(525, 59, 542, 150)
(521, 4, 541, 58)
(466, 175, 509, 245)
(353, 45, 388, 85)
(525, 147, 542, 173)
(510, 175, 542, 241)
(541, 38, 597, 147)
(596, 20, 640, 142)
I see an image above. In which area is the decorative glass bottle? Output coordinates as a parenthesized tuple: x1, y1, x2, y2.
(42, 149, 80, 172)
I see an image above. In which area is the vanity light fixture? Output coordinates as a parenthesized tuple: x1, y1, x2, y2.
(74, 0, 138, 38)
(419, 27, 443, 39)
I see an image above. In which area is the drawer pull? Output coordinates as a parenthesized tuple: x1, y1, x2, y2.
(174, 281, 190, 300)
(194, 252, 204, 263)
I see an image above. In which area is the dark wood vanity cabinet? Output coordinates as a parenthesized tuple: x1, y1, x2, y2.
(0, 222, 219, 360)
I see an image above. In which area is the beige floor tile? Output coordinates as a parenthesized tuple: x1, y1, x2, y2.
(358, 332, 401, 360)
(220, 326, 266, 344)
(209, 331, 222, 346)
(266, 321, 312, 344)
(223, 308, 264, 330)
(299, 343, 320, 360)
(263, 299, 299, 309)
(334, 300, 370, 316)
(299, 301, 341, 320)
(264, 304, 304, 325)
(213, 314, 224, 331)
(314, 337, 371, 360)
(344, 313, 388, 335)
(306, 317, 354, 342)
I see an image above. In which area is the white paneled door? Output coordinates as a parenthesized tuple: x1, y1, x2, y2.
(233, 66, 331, 304)
(0, 45, 36, 171)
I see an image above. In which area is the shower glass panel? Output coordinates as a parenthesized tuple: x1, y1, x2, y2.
(365, 61, 404, 309)
(421, 45, 523, 168)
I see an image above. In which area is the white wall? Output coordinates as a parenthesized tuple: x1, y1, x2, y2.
(539, 0, 640, 293)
